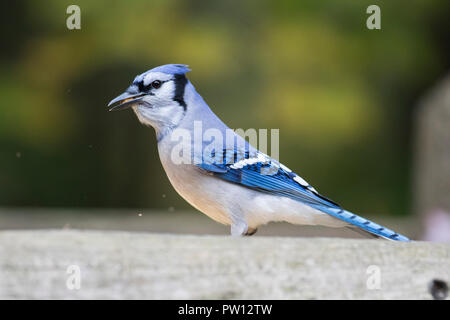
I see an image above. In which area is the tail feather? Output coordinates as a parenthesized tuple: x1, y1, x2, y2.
(312, 205, 410, 242)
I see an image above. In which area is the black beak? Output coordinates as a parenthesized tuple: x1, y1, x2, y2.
(108, 92, 146, 111)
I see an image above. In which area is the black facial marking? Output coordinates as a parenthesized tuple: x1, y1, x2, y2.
(173, 73, 188, 110)
(137, 81, 147, 92)
(135, 80, 165, 93)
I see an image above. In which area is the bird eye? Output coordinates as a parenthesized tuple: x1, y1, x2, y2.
(151, 80, 162, 89)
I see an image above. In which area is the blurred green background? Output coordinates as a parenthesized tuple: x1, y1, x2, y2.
(1, 0, 449, 219)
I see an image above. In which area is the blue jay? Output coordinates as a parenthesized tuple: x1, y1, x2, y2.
(108, 64, 410, 241)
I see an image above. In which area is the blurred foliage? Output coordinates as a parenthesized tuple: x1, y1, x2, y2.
(0, 0, 448, 215)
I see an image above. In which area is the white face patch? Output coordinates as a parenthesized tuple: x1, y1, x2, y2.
(133, 103, 184, 129)
(142, 72, 173, 86)
(149, 81, 176, 106)
(131, 80, 184, 133)
(128, 69, 189, 140)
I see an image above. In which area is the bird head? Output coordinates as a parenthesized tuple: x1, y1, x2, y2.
(108, 64, 191, 131)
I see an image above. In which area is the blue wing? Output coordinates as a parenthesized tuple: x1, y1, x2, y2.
(197, 148, 410, 242)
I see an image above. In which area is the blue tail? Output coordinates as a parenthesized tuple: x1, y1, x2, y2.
(311, 205, 410, 241)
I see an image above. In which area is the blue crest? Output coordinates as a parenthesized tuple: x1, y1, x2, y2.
(148, 64, 191, 75)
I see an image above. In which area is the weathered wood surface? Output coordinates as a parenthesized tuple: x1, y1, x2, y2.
(0, 230, 448, 299)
